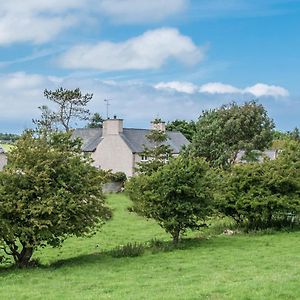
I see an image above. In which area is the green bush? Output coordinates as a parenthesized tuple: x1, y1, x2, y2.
(126, 156, 214, 243)
(110, 242, 145, 258)
(106, 171, 127, 183)
(216, 142, 300, 229)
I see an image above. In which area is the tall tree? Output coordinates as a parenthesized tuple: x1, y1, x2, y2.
(0, 130, 111, 268)
(190, 101, 274, 168)
(136, 123, 172, 175)
(86, 112, 104, 128)
(34, 87, 93, 132)
(166, 119, 196, 142)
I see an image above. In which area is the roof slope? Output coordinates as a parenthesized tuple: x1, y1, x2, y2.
(121, 128, 189, 153)
(72, 127, 190, 153)
(72, 128, 103, 152)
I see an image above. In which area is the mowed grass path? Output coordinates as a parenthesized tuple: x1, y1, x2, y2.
(1, 194, 300, 299)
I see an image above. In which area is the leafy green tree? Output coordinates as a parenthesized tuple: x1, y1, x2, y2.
(216, 141, 300, 229)
(87, 113, 104, 128)
(272, 127, 300, 150)
(137, 125, 172, 175)
(0, 133, 19, 143)
(0, 130, 111, 268)
(127, 156, 214, 243)
(289, 127, 300, 142)
(190, 101, 274, 168)
(34, 87, 93, 132)
(166, 119, 196, 142)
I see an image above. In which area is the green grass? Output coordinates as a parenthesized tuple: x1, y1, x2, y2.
(1, 143, 14, 152)
(1, 194, 300, 299)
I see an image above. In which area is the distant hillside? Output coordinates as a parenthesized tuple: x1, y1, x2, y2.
(0, 133, 19, 143)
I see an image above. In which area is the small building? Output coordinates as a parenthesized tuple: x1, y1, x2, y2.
(73, 118, 189, 177)
(0, 145, 7, 171)
(235, 149, 278, 164)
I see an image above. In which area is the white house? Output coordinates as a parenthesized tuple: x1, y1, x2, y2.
(73, 118, 190, 177)
(0, 145, 7, 171)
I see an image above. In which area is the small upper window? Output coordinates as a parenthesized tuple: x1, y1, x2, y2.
(141, 155, 148, 161)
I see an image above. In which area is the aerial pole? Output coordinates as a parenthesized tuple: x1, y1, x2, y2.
(104, 99, 111, 119)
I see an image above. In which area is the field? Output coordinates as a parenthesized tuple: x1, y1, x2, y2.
(1, 143, 14, 152)
(1, 194, 300, 299)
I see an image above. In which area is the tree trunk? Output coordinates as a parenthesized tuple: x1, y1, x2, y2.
(172, 229, 180, 244)
(15, 246, 34, 268)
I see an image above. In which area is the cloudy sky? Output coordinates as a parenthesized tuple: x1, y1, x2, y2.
(0, 0, 299, 132)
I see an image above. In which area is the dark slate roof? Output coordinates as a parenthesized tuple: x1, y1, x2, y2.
(72, 128, 103, 152)
(72, 128, 189, 154)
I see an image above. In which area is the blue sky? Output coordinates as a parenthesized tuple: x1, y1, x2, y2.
(0, 0, 299, 133)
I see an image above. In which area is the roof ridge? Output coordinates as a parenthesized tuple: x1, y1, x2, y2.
(123, 127, 149, 130)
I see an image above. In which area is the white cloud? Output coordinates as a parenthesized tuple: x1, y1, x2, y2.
(199, 82, 241, 94)
(0, 0, 190, 45)
(2, 72, 47, 89)
(244, 83, 289, 98)
(155, 81, 289, 98)
(98, 0, 188, 23)
(155, 81, 198, 94)
(58, 28, 203, 71)
(0, 15, 76, 45)
(0, 72, 296, 133)
(0, 0, 86, 45)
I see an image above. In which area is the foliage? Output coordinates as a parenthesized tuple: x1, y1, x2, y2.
(127, 156, 214, 243)
(106, 171, 127, 183)
(0, 133, 19, 143)
(272, 127, 300, 150)
(273, 127, 300, 142)
(136, 127, 172, 175)
(0, 130, 111, 267)
(216, 141, 300, 229)
(33, 87, 93, 132)
(110, 242, 145, 258)
(166, 119, 196, 142)
(86, 112, 104, 128)
(189, 101, 275, 168)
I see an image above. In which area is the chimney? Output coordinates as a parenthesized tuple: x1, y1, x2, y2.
(151, 119, 166, 132)
(103, 117, 123, 136)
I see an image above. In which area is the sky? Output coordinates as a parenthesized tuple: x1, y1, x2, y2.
(0, 0, 299, 133)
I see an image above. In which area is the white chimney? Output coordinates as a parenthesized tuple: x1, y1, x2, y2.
(103, 117, 123, 136)
(151, 119, 166, 132)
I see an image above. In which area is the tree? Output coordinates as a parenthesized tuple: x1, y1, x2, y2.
(0, 130, 111, 268)
(0, 133, 19, 143)
(216, 141, 300, 229)
(126, 156, 214, 243)
(289, 127, 300, 142)
(34, 88, 93, 132)
(136, 122, 172, 175)
(86, 113, 104, 128)
(189, 101, 275, 168)
(166, 119, 196, 142)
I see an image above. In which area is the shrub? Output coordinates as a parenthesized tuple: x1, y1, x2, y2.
(105, 171, 127, 184)
(110, 242, 145, 258)
(126, 156, 214, 243)
(216, 142, 300, 229)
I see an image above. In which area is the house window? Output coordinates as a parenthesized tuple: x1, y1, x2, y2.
(141, 155, 148, 162)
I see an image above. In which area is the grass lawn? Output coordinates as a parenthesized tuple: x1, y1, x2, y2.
(1, 194, 300, 299)
(1, 143, 14, 152)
